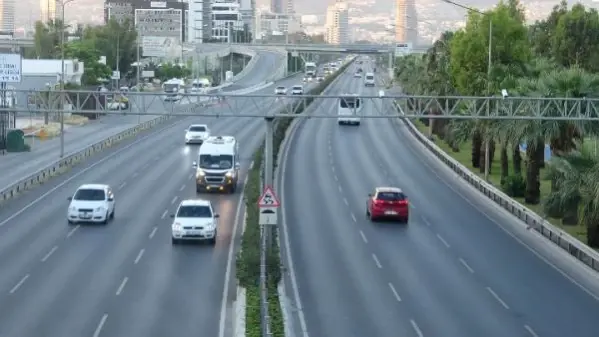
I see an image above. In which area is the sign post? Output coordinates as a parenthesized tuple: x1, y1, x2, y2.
(258, 185, 280, 225)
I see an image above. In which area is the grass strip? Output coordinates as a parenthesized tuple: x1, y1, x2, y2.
(239, 61, 354, 336)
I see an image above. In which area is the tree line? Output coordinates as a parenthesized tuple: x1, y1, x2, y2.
(394, 0, 599, 246)
(27, 19, 139, 86)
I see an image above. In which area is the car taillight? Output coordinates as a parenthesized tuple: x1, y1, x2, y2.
(398, 200, 408, 205)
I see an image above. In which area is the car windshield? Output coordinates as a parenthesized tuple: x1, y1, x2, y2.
(189, 126, 206, 132)
(176, 205, 212, 218)
(199, 154, 233, 169)
(276, 87, 285, 90)
(74, 188, 106, 201)
(164, 84, 179, 92)
(377, 192, 405, 201)
(293, 86, 302, 90)
(340, 97, 360, 108)
(366, 75, 374, 80)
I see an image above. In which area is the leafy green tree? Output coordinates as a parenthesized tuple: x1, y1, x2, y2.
(155, 63, 191, 81)
(65, 39, 111, 85)
(551, 4, 599, 72)
(94, 19, 138, 77)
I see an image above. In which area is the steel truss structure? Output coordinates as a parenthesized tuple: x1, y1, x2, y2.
(4, 89, 599, 120)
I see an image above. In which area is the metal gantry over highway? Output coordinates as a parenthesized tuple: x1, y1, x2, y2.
(5, 89, 599, 120)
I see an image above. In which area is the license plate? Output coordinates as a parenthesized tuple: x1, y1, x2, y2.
(79, 213, 91, 219)
(385, 210, 397, 215)
(187, 231, 200, 235)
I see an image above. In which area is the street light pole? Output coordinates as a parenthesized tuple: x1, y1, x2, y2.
(59, 0, 75, 158)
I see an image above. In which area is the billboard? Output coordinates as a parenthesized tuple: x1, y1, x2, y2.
(0, 54, 22, 83)
(142, 36, 181, 57)
(394, 42, 413, 57)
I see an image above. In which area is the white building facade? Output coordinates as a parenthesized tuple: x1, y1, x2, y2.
(254, 8, 299, 39)
(40, 0, 57, 23)
(211, 2, 244, 43)
(0, 0, 15, 33)
(325, 1, 348, 45)
(187, 0, 212, 43)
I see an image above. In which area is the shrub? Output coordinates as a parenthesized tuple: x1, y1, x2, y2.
(501, 174, 526, 197)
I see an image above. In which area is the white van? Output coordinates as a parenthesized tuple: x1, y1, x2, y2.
(364, 72, 375, 87)
(192, 136, 240, 193)
(337, 94, 362, 126)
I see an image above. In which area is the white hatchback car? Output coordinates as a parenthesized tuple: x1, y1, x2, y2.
(171, 199, 219, 245)
(274, 86, 287, 95)
(67, 184, 115, 225)
(185, 124, 210, 144)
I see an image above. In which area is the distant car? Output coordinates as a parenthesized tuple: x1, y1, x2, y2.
(107, 95, 129, 110)
(171, 199, 219, 245)
(274, 86, 287, 95)
(291, 85, 304, 95)
(354, 72, 362, 78)
(185, 124, 210, 144)
(316, 75, 324, 82)
(366, 187, 409, 223)
(67, 184, 115, 225)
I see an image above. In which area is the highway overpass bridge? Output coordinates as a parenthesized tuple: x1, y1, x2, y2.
(0, 38, 430, 55)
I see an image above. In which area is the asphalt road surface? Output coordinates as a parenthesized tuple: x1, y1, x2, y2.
(281, 63, 599, 337)
(0, 72, 312, 337)
(0, 50, 283, 191)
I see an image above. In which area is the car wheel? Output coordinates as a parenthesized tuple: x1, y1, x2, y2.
(209, 237, 216, 245)
(111, 209, 115, 220)
(366, 208, 370, 216)
(171, 238, 178, 245)
(102, 212, 109, 225)
(67, 220, 74, 225)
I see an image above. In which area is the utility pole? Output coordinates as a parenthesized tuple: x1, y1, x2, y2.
(59, 0, 75, 158)
(136, 30, 141, 123)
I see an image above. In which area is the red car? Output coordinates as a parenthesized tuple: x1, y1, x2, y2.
(366, 187, 409, 223)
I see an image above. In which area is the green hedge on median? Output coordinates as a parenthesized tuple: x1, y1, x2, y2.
(238, 60, 353, 337)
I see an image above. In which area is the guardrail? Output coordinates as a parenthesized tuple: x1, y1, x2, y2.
(392, 101, 599, 273)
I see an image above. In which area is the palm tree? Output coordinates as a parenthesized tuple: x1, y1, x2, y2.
(509, 67, 598, 205)
(544, 144, 599, 247)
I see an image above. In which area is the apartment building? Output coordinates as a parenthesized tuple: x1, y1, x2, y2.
(325, 1, 348, 45)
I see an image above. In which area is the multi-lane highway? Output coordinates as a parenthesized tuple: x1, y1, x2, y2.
(0, 51, 284, 190)
(281, 62, 599, 337)
(0, 52, 308, 337)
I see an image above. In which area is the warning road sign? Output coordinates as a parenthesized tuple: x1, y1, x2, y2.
(258, 186, 280, 208)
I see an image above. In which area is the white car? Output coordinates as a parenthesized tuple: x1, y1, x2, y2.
(274, 86, 287, 95)
(354, 72, 362, 78)
(171, 199, 219, 245)
(185, 124, 210, 144)
(67, 184, 115, 225)
(291, 85, 304, 95)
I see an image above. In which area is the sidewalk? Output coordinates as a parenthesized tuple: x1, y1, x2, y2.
(0, 98, 166, 190)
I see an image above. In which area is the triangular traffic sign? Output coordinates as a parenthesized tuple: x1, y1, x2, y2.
(258, 186, 280, 207)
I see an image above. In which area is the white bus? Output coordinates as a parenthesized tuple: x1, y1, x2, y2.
(337, 94, 362, 126)
(162, 78, 186, 101)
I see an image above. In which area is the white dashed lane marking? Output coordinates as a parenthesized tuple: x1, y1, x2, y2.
(359, 230, 368, 243)
(115, 277, 128, 296)
(524, 325, 539, 337)
(410, 319, 424, 337)
(486, 287, 509, 309)
(134, 249, 145, 264)
(161, 210, 168, 219)
(118, 182, 126, 190)
(149, 226, 158, 239)
(171, 196, 178, 205)
(459, 258, 474, 273)
(92, 314, 108, 337)
(372, 254, 382, 269)
(9, 274, 29, 294)
(40, 246, 58, 262)
(388, 283, 401, 302)
(66, 225, 80, 238)
(436, 234, 450, 248)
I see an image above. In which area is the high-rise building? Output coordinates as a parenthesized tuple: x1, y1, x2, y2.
(188, 0, 212, 43)
(254, 8, 299, 39)
(394, 0, 417, 43)
(0, 0, 15, 33)
(325, 1, 348, 45)
(270, 0, 292, 14)
(40, 0, 57, 23)
(211, 2, 244, 43)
